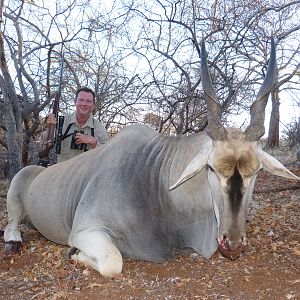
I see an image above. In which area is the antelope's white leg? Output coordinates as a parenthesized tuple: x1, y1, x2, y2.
(68, 230, 123, 277)
(3, 185, 25, 255)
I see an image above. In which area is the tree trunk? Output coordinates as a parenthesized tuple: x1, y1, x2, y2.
(2, 102, 22, 180)
(266, 88, 280, 149)
(0, 28, 23, 180)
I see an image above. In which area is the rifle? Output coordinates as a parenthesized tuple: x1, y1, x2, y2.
(38, 52, 64, 167)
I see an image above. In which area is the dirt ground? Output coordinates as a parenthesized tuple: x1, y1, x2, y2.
(0, 166, 299, 300)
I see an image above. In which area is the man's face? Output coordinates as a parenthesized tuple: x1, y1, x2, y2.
(75, 91, 95, 117)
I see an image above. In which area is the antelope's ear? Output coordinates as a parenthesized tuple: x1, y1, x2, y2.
(257, 148, 300, 180)
(169, 143, 212, 191)
(169, 152, 209, 191)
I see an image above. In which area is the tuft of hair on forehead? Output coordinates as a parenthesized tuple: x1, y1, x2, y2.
(213, 129, 260, 178)
(238, 152, 260, 177)
(214, 154, 237, 178)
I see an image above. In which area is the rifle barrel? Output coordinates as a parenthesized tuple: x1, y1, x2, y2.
(37, 51, 65, 166)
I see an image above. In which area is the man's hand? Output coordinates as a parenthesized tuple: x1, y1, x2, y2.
(75, 133, 97, 149)
(46, 113, 57, 127)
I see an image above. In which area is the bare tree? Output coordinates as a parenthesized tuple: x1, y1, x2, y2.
(0, 0, 23, 179)
(0, 0, 90, 178)
(121, 0, 300, 136)
(0, 0, 143, 178)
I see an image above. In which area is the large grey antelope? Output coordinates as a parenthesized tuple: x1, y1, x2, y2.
(4, 36, 299, 277)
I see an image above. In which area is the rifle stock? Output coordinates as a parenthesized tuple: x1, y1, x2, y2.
(38, 52, 64, 167)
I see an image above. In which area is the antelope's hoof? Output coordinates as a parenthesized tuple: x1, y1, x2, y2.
(68, 247, 79, 259)
(3, 241, 22, 256)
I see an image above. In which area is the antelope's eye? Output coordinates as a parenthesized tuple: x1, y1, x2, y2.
(208, 165, 215, 172)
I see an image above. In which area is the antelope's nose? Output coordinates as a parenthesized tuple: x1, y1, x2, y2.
(218, 235, 246, 260)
